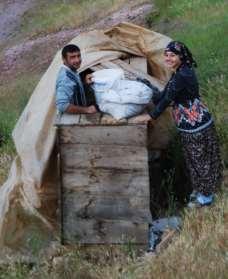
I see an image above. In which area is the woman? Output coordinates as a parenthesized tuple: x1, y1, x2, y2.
(139, 41, 223, 208)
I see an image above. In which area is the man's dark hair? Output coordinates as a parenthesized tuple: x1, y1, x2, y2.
(62, 44, 81, 59)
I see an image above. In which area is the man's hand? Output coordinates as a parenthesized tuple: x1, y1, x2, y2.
(65, 104, 97, 114)
(84, 74, 94, 85)
(85, 105, 97, 114)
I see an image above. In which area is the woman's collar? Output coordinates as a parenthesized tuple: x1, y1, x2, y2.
(174, 63, 185, 73)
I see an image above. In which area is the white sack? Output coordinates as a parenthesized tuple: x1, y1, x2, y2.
(98, 103, 146, 120)
(92, 68, 124, 92)
(98, 80, 153, 104)
(92, 69, 153, 119)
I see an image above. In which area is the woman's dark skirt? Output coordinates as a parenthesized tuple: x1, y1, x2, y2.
(179, 124, 223, 196)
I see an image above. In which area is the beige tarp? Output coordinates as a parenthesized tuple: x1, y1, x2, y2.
(0, 22, 171, 247)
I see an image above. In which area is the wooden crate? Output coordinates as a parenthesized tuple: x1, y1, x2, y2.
(56, 113, 153, 244)
(55, 58, 172, 244)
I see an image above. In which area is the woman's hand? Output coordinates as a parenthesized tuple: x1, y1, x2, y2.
(129, 113, 155, 124)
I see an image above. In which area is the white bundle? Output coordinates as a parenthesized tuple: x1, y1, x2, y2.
(92, 68, 124, 93)
(92, 69, 153, 120)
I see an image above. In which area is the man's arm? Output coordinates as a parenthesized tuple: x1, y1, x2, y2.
(56, 78, 97, 114)
(65, 104, 97, 114)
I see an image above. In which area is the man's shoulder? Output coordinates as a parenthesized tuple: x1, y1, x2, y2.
(56, 66, 77, 84)
(57, 67, 67, 80)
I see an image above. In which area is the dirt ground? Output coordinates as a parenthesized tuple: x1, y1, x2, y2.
(0, 0, 35, 43)
(0, 1, 153, 84)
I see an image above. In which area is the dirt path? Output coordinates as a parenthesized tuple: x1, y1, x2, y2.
(0, 2, 153, 82)
(0, 0, 35, 42)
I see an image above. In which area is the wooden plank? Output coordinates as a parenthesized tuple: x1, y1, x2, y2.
(79, 113, 101, 125)
(62, 219, 148, 244)
(59, 125, 147, 146)
(100, 114, 128, 125)
(55, 113, 80, 126)
(62, 192, 151, 222)
(62, 168, 149, 196)
(60, 144, 149, 170)
(55, 113, 62, 126)
(147, 111, 173, 149)
(127, 113, 150, 124)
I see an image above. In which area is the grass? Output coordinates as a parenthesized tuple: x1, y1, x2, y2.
(17, 0, 148, 39)
(130, 188, 228, 279)
(0, 73, 41, 185)
(0, 0, 227, 278)
(0, 189, 227, 278)
(0, 263, 31, 279)
(0, 0, 150, 176)
(166, 0, 228, 166)
(0, 74, 38, 144)
(0, 244, 143, 279)
(128, 0, 228, 277)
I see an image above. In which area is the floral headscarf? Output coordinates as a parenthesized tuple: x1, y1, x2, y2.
(165, 41, 197, 68)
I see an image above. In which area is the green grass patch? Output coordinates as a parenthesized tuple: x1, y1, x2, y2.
(0, 263, 31, 279)
(18, 0, 147, 39)
(0, 73, 41, 184)
(0, 73, 40, 149)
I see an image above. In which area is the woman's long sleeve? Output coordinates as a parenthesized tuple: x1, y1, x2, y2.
(149, 72, 185, 119)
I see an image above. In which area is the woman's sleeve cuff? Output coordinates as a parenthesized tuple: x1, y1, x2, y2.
(148, 110, 159, 120)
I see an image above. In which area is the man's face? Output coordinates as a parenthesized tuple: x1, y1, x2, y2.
(63, 51, 82, 70)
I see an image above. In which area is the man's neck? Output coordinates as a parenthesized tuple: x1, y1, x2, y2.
(62, 64, 77, 73)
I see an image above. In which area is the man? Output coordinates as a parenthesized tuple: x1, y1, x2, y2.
(55, 44, 97, 114)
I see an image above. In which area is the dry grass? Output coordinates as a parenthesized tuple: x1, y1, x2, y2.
(0, 0, 227, 278)
(0, 185, 226, 278)
(0, 153, 14, 186)
(131, 188, 228, 279)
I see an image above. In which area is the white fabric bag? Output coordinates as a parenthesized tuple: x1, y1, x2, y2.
(92, 68, 124, 92)
(98, 103, 145, 120)
(92, 69, 153, 119)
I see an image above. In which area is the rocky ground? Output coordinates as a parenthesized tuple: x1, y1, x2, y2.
(0, 0, 35, 43)
(0, 1, 153, 83)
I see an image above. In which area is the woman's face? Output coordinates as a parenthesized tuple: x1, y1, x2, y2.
(164, 51, 182, 70)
